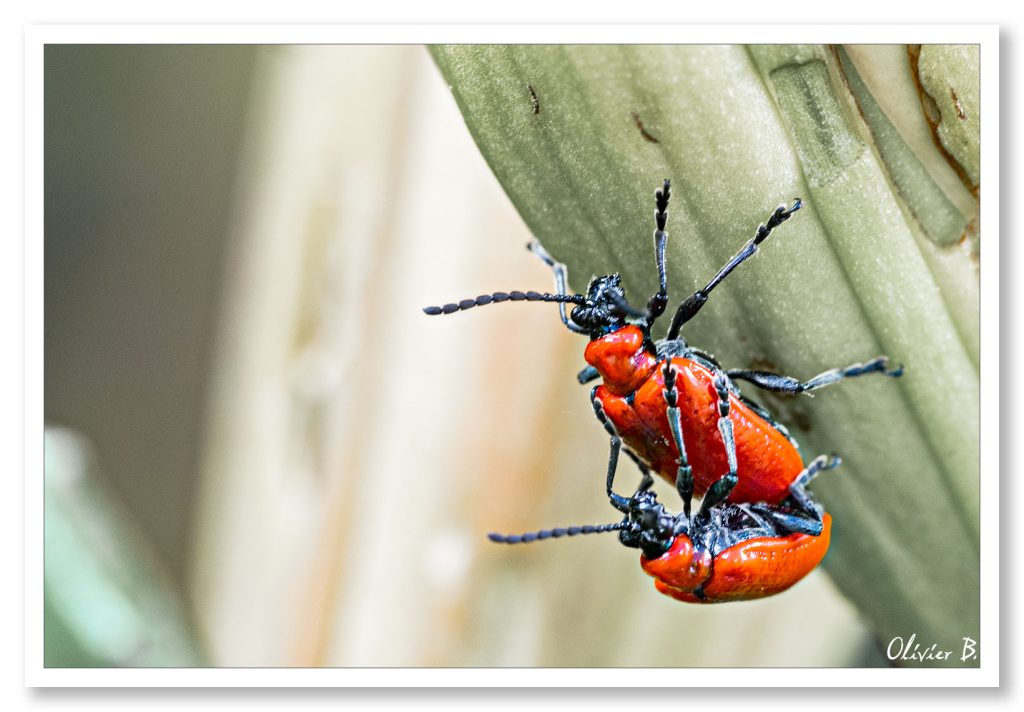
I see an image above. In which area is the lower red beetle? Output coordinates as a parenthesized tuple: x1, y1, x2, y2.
(490, 457, 836, 603)
(635, 495, 832, 604)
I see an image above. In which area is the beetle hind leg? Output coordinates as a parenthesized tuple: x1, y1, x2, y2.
(713, 373, 739, 483)
(686, 372, 742, 521)
(749, 503, 824, 537)
(662, 360, 694, 517)
(788, 454, 842, 519)
(726, 356, 904, 396)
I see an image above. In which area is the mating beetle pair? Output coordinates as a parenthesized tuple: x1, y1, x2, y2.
(425, 180, 902, 603)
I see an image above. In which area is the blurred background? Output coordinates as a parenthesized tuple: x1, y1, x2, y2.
(44, 44, 897, 667)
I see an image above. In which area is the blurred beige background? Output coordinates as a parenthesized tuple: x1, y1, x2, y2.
(45, 44, 883, 667)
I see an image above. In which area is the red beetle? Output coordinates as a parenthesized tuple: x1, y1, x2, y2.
(490, 466, 833, 603)
(641, 510, 832, 604)
(425, 181, 902, 517)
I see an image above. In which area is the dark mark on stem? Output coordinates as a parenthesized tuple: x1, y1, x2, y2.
(950, 86, 967, 120)
(631, 112, 659, 143)
(528, 84, 540, 115)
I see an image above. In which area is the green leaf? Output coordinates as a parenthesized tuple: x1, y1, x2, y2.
(45, 428, 206, 667)
(432, 44, 980, 666)
(834, 45, 979, 366)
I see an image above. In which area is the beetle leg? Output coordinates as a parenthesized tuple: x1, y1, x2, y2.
(748, 503, 824, 537)
(604, 437, 628, 513)
(527, 240, 589, 334)
(662, 360, 694, 518)
(576, 364, 600, 384)
(713, 372, 739, 486)
(736, 502, 773, 532)
(694, 372, 741, 523)
(645, 179, 671, 324)
(788, 454, 842, 519)
(698, 473, 739, 519)
(591, 388, 652, 497)
(667, 198, 802, 340)
(726, 356, 904, 396)
(623, 448, 655, 492)
(591, 391, 630, 511)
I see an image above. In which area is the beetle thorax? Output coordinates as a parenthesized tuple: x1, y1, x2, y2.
(584, 324, 658, 396)
(640, 535, 713, 593)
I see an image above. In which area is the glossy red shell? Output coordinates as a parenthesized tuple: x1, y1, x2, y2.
(587, 326, 805, 504)
(640, 514, 832, 603)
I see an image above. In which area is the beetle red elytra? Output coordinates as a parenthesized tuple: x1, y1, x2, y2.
(425, 180, 903, 520)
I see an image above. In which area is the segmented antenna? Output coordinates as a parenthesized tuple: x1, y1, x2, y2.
(487, 521, 627, 544)
(423, 291, 585, 316)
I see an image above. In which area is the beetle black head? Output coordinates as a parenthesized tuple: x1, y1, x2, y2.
(616, 488, 685, 560)
(568, 273, 647, 338)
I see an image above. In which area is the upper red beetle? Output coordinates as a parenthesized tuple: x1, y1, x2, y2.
(425, 181, 902, 519)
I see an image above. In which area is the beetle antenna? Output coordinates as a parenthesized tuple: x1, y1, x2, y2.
(424, 290, 585, 316)
(487, 521, 627, 544)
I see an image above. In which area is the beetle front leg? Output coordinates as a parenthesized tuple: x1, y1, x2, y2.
(666, 199, 802, 340)
(623, 448, 655, 492)
(645, 179, 671, 324)
(591, 391, 630, 511)
(603, 436, 629, 513)
(527, 240, 589, 334)
(591, 388, 653, 502)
